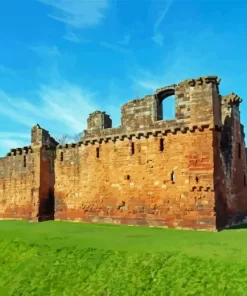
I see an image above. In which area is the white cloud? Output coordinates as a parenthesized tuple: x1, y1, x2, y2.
(0, 82, 99, 138)
(39, 0, 108, 28)
(0, 79, 121, 156)
(63, 31, 89, 43)
(152, 0, 173, 46)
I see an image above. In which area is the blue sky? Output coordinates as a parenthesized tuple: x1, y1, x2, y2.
(0, 0, 246, 156)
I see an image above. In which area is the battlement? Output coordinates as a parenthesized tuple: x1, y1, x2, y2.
(57, 123, 223, 151)
(6, 146, 33, 157)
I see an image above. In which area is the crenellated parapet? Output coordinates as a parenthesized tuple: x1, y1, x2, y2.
(56, 123, 223, 151)
(6, 146, 33, 157)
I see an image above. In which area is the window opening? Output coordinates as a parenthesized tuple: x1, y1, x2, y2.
(171, 171, 175, 183)
(23, 155, 26, 167)
(160, 138, 164, 152)
(96, 147, 100, 158)
(131, 142, 135, 155)
(60, 152, 64, 161)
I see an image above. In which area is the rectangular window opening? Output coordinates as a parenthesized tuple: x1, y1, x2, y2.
(131, 142, 135, 155)
(60, 152, 64, 161)
(160, 138, 164, 152)
(23, 155, 27, 167)
(96, 147, 100, 158)
(171, 171, 175, 183)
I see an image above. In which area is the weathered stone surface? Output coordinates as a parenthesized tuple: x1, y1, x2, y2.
(0, 75, 246, 231)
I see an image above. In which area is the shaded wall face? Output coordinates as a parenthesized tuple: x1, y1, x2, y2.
(39, 148, 56, 219)
(214, 105, 247, 228)
(0, 152, 39, 219)
(55, 128, 216, 230)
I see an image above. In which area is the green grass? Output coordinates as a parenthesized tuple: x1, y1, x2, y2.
(1, 221, 247, 296)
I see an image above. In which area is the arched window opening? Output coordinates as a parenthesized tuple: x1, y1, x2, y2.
(161, 95, 175, 120)
(156, 87, 176, 121)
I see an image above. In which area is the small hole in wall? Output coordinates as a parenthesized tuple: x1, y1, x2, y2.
(195, 176, 199, 183)
(23, 155, 27, 167)
(126, 175, 130, 180)
(96, 147, 100, 158)
(171, 171, 175, 183)
(160, 138, 164, 152)
(244, 175, 246, 187)
(60, 152, 64, 161)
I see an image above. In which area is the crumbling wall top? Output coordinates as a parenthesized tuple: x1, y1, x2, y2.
(222, 93, 243, 107)
(178, 76, 221, 87)
(31, 124, 58, 148)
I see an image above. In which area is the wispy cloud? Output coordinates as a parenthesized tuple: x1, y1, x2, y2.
(0, 82, 99, 137)
(100, 41, 132, 56)
(0, 78, 122, 156)
(29, 45, 61, 57)
(117, 34, 131, 46)
(0, 64, 17, 77)
(153, 0, 173, 46)
(0, 133, 30, 155)
(130, 38, 209, 93)
(39, 0, 108, 28)
(63, 31, 89, 43)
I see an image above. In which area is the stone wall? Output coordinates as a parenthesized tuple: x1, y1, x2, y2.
(55, 127, 216, 230)
(0, 75, 246, 230)
(0, 147, 38, 219)
(0, 124, 58, 221)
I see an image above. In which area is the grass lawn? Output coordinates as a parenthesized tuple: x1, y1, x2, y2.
(0, 221, 247, 296)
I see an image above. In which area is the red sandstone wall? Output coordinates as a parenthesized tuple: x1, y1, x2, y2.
(0, 150, 39, 219)
(54, 128, 216, 230)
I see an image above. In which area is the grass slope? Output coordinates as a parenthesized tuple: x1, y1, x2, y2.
(0, 221, 247, 296)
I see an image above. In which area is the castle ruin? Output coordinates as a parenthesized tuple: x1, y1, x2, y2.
(0, 75, 247, 231)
